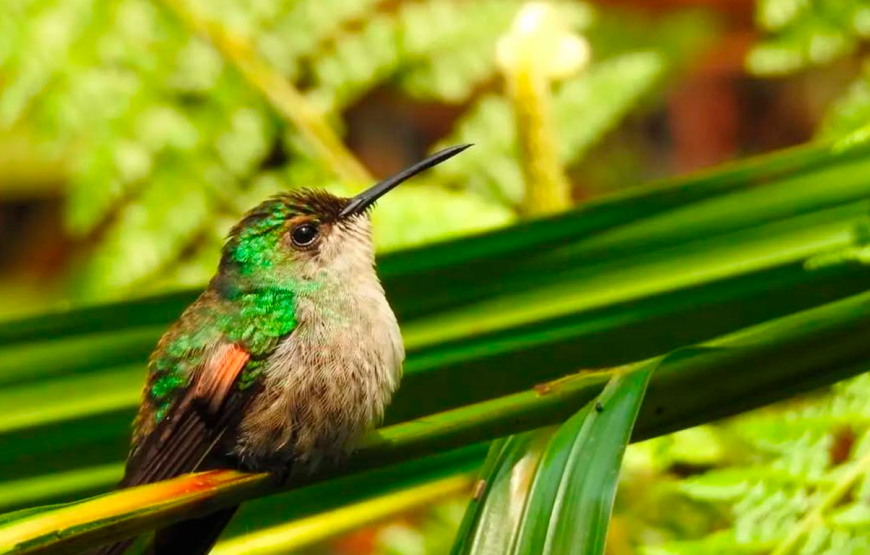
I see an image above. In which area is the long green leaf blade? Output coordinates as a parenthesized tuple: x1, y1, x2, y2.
(454, 370, 652, 555)
(541, 370, 651, 554)
(3, 287, 869, 553)
(450, 431, 553, 555)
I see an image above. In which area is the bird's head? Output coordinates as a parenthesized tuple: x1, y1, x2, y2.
(217, 145, 470, 292)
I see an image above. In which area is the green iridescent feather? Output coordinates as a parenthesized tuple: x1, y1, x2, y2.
(145, 287, 299, 421)
(225, 199, 295, 275)
(140, 193, 335, 426)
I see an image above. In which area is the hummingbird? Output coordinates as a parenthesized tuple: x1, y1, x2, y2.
(94, 145, 470, 555)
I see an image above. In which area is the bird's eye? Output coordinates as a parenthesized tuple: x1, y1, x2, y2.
(290, 223, 319, 247)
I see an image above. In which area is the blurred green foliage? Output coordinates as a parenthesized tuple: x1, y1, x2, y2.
(748, 0, 870, 76)
(618, 373, 870, 555)
(0, 0, 701, 303)
(749, 0, 870, 141)
(373, 500, 466, 555)
(435, 52, 666, 206)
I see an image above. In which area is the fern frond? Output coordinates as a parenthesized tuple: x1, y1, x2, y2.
(650, 373, 870, 554)
(747, 0, 870, 76)
(397, 0, 522, 102)
(0, 0, 664, 299)
(257, 0, 383, 80)
(434, 51, 665, 207)
(307, 14, 401, 113)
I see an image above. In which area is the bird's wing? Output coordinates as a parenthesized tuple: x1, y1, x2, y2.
(92, 343, 255, 555)
(121, 342, 255, 488)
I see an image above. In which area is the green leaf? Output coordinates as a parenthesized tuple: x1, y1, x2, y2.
(0, 446, 487, 555)
(652, 373, 870, 555)
(454, 370, 652, 555)
(450, 432, 554, 555)
(1, 136, 863, 343)
(3, 285, 870, 551)
(517, 370, 652, 555)
(0, 465, 122, 511)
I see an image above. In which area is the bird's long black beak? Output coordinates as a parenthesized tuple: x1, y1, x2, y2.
(338, 144, 472, 219)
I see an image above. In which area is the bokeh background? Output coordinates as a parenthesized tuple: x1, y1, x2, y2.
(5, 0, 870, 553)
(3, 0, 853, 315)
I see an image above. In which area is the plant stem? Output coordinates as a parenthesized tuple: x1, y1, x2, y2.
(156, 0, 372, 185)
(770, 450, 870, 555)
(508, 65, 573, 215)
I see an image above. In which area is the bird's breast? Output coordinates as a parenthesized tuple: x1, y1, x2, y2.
(232, 282, 403, 473)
